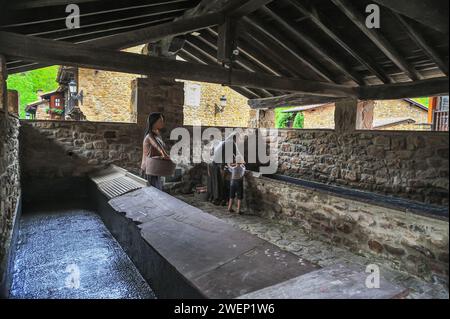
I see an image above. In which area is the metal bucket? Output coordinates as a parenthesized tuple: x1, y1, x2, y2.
(146, 157, 176, 177)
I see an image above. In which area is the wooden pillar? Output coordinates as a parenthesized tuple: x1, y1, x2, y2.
(428, 97, 438, 124)
(334, 99, 358, 133)
(356, 100, 375, 130)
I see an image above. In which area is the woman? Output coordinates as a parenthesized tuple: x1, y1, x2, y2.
(141, 113, 170, 190)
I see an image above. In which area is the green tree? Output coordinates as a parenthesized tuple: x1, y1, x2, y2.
(6, 66, 59, 118)
(293, 112, 304, 129)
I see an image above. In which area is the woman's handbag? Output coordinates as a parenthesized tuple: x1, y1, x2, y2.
(145, 135, 176, 177)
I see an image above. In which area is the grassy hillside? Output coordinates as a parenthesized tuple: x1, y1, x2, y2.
(7, 66, 59, 118)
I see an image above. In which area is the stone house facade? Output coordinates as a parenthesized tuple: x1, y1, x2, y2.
(274, 99, 429, 130)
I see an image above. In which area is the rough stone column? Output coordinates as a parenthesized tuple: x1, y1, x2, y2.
(131, 77, 185, 141)
(7, 90, 19, 115)
(0, 55, 7, 116)
(334, 99, 358, 133)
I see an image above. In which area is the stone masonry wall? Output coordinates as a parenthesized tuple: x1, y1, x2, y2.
(20, 120, 142, 202)
(277, 130, 449, 205)
(303, 104, 336, 129)
(245, 174, 449, 282)
(0, 110, 21, 292)
(78, 46, 144, 123)
(374, 100, 429, 127)
(183, 81, 251, 128)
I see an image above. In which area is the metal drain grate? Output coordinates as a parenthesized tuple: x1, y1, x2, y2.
(90, 165, 147, 199)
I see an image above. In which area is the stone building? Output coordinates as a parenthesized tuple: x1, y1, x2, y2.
(52, 46, 252, 127)
(279, 99, 429, 130)
(1, 0, 449, 301)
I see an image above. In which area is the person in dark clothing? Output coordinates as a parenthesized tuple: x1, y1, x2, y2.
(209, 132, 241, 205)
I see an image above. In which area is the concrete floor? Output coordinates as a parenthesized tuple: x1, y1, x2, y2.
(10, 201, 155, 299)
(176, 194, 449, 299)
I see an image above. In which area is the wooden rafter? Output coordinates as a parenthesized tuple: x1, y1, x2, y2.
(332, 0, 424, 81)
(261, 5, 365, 85)
(395, 13, 449, 76)
(372, 0, 449, 35)
(284, 0, 392, 84)
(242, 16, 337, 83)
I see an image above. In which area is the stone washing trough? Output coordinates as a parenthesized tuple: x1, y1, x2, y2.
(87, 166, 408, 299)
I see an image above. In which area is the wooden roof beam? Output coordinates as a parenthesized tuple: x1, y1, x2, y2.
(248, 94, 345, 109)
(248, 77, 449, 109)
(284, 0, 392, 84)
(394, 13, 449, 76)
(242, 16, 338, 83)
(332, 0, 424, 81)
(222, 0, 275, 18)
(261, 5, 365, 85)
(0, 31, 356, 97)
(178, 49, 263, 99)
(358, 77, 449, 100)
(372, 0, 449, 35)
(9, 0, 100, 10)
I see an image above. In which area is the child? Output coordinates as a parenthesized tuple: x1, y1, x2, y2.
(226, 156, 246, 214)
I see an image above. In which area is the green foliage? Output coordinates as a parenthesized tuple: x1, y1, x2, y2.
(411, 97, 430, 108)
(6, 66, 59, 118)
(293, 112, 305, 129)
(275, 107, 305, 129)
(276, 112, 294, 128)
(47, 108, 64, 115)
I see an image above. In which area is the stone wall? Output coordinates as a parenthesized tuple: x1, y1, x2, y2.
(0, 110, 21, 296)
(256, 100, 429, 131)
(183, 81, 251, 127)
(78, 46, 144, 123)
(374, 100, 429, 129)
(277, 130, 449, 205)
(303, 104, 336, 129)
(131, 77, 184, 141)
(20, 120, 142, 203)
(244, 174, 449, 282)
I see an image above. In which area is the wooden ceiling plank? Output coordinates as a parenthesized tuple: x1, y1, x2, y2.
(332, 0, 424, 81)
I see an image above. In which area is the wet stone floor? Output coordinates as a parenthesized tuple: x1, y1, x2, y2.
(176, 194, 449, 300)
(10, 201, 155, 299)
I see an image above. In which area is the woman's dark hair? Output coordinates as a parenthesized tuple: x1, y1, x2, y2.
(145, 113, 164, 137)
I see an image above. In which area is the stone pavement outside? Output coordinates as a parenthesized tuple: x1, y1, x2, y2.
(176, 194, 449, 299)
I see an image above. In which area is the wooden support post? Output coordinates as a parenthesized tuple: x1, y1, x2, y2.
(217, 18, 238, 64)
(335, 99, 358, 133)
(429, 97, 438, 124)
(356, 101, 374, 130)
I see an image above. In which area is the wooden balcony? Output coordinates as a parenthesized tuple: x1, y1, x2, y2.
(433, 110, 449, 131)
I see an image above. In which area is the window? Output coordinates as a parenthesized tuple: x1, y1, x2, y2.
(55, 98, 61, 107)
(185, 83, 201, 107)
